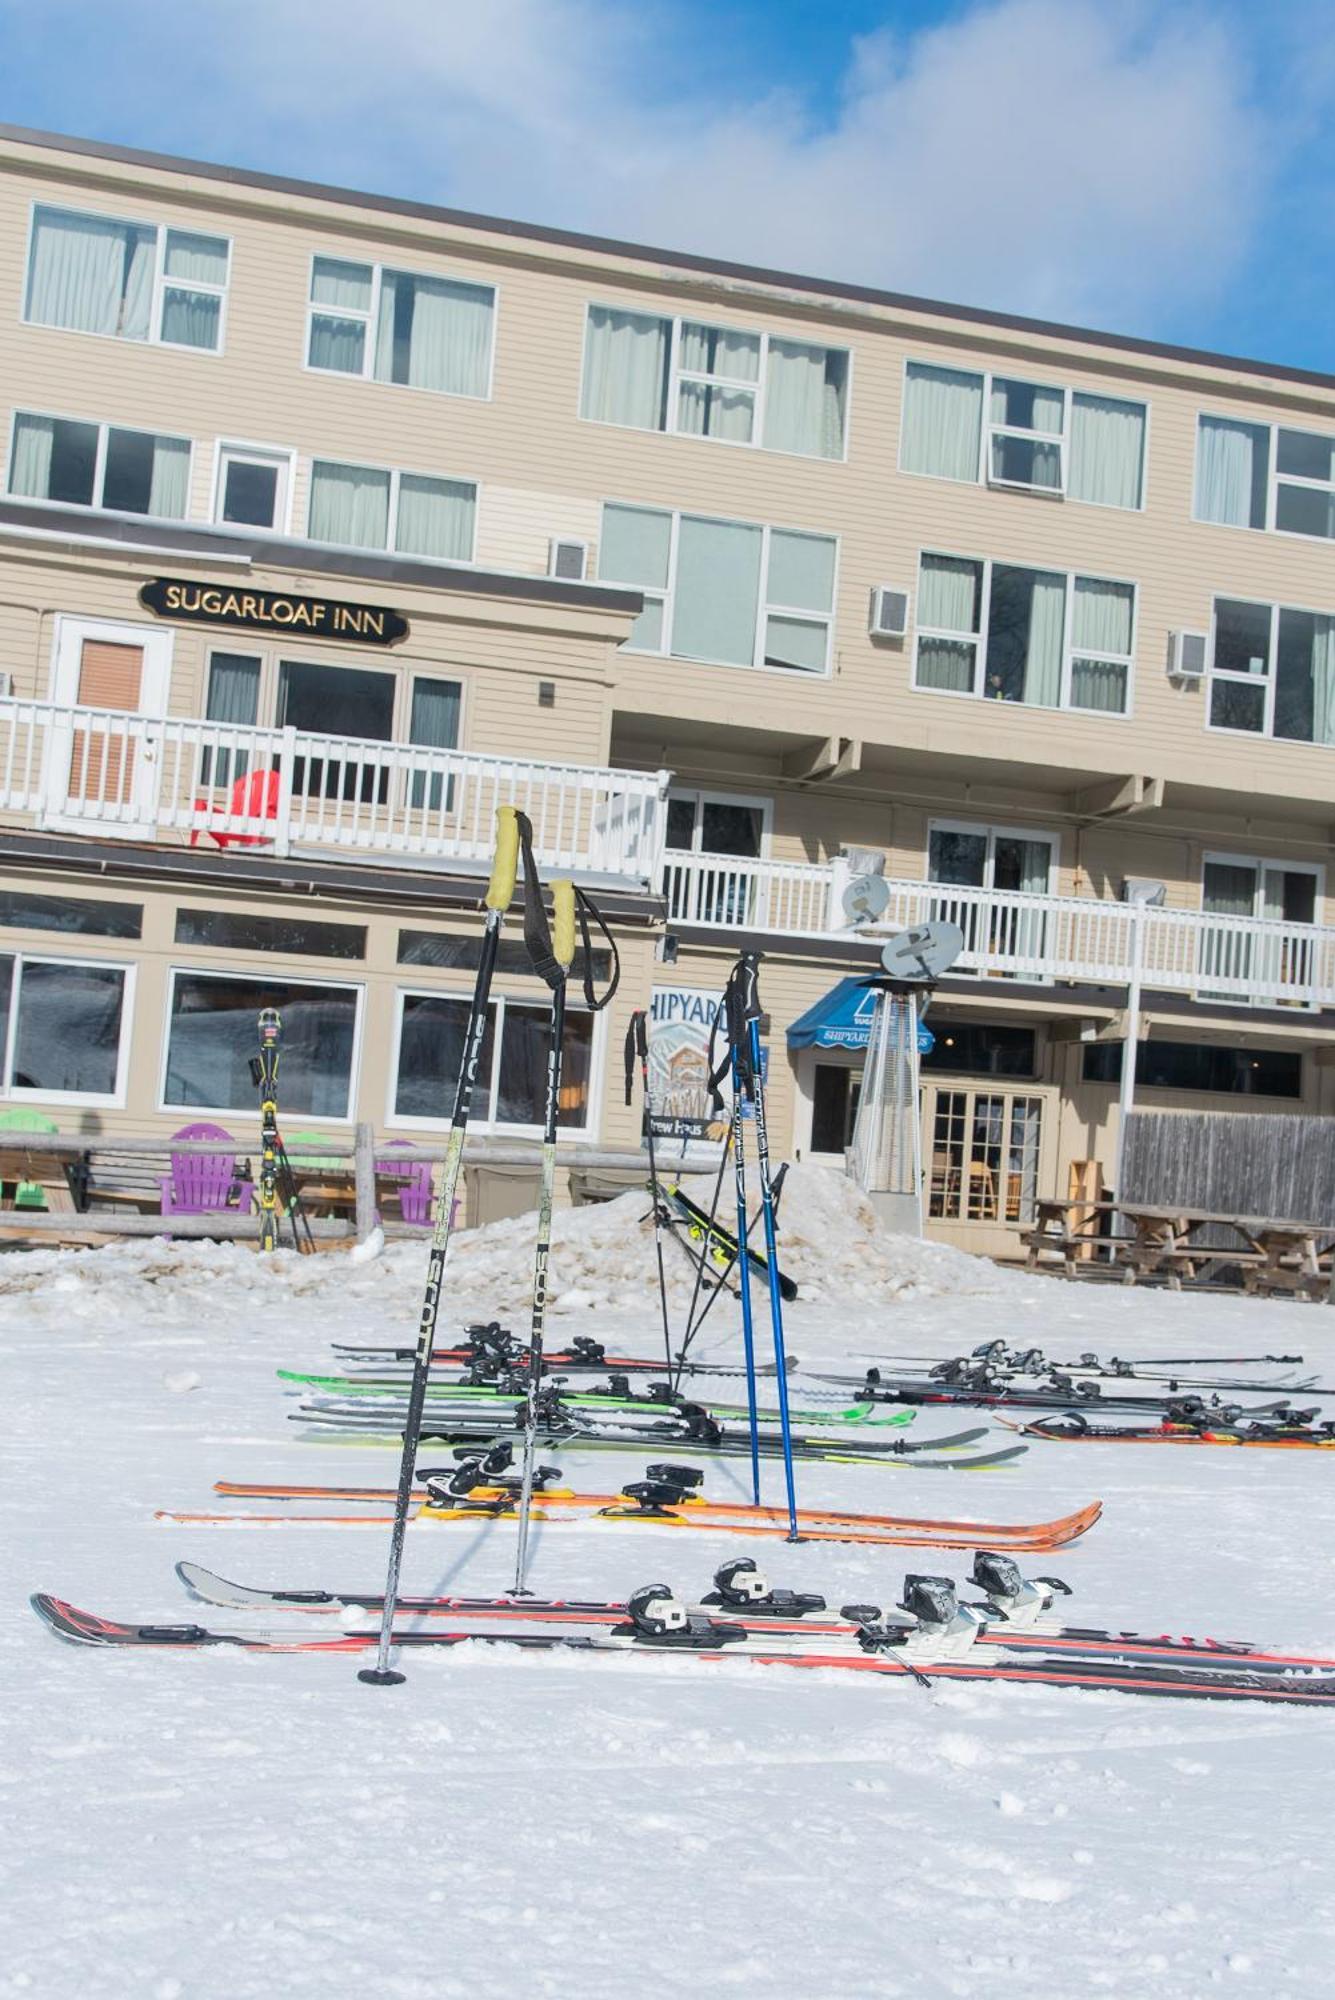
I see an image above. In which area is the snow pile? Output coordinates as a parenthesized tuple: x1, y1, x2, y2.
(0, 1165, 1015, 1330)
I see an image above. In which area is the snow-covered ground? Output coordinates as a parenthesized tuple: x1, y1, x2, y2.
(5, 1170, 1335, 1999)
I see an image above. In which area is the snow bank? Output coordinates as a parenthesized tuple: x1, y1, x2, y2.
(0, 1164, 1015, 1328)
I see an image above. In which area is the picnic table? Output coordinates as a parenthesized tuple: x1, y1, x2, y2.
(1023, 1198, 1334, 1298)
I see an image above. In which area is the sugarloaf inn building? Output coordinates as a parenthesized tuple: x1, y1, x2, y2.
(0, 122, 1331, 1256)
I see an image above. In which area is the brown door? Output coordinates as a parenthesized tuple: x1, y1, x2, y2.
(69, 639, 145, 805)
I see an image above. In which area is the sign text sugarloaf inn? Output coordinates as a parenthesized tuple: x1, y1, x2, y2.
(138, 579, 408, 647)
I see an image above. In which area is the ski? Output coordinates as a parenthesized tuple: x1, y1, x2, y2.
(1000, 1411, 1335, 1447)
(857, 1344, 1320, 1397)
(277, 1371, 914, 1430)
(172, 1560, 1335, 1678)
(30, 1593, 1335, 1705)
(662, 1185, 798, 1302)
(329, 1338, 795, 1380)
(816, 1369, 1308, 1419)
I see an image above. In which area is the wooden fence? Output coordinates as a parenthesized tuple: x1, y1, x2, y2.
(1122, 1111, 1335, 1223)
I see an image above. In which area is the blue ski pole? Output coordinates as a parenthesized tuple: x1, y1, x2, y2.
(742, 964, 799, 1539)
(727, 1035, 762, 1505)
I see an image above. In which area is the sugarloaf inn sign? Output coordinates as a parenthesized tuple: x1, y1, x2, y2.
(138, 579, 409, 647)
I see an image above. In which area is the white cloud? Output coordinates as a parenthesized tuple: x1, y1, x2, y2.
(8, 0, 1281, 328)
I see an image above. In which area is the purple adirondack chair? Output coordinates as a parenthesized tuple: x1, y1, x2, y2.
(160, 1122, 255, 1216)
(375, 1141, 435, 1226)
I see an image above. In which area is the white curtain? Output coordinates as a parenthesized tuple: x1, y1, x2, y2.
(917, 555, 980, 692)
(1196, 416, 1267, 526)
(375, 273, 493, 396)
(160, 291, 220, 350)
(581, 306, 669, 429)
(1069, 394, 1145, 508)
(679, 322, 759, 379)
(26, 207, 154, 339)
(395, 475, 475, 560)
(309, 259, 370, 372)
(673, 516, 762, 665)
(901, 364, 983, 480)
(991, 379, 1062, 487)
(308, 461, 391, 548)
(764, 340, 845, 458)
(9, 414, 55, 497)
(147, 436, 191, 517)
(163, 232, 227, 284)
(1311, 617, 1335, 746)
(1022, 572, 1066, 707)
(1069, 577, 1133, 712)
(677, 381, 754, 442)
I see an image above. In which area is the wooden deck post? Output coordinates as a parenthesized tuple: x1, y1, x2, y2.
(353, 1121, 376, 1243)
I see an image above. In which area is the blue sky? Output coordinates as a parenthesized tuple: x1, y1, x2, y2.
(4, 0, 1335, 371)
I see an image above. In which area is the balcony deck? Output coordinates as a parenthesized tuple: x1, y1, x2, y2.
(662, 849, 1335, 1012)
(0, 699, 668, 889)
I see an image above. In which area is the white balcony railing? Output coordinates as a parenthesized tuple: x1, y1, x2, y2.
(0, 699, 668, 887)
(662, 849, 1335, 1010)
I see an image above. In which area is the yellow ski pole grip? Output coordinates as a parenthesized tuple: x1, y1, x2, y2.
(485, 806, 521, 912)
(552, 880, 577, 968)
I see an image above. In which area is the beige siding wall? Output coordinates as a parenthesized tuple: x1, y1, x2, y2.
(4, 140, 1335, 814)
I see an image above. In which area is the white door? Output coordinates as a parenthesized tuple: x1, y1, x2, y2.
(45, 618, 174, 834)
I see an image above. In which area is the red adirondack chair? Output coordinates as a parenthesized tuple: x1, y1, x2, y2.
(190, 767, 280, 849)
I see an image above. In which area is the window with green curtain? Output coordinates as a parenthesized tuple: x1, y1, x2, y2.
(1195, 416, 1269, 527)
(988, 379, 1064, 489)
(985, 567, 1065, 706)
(901, 364, 983, 480)
(10, 413, 96, 505)
(308, 460, 391, 549)
(408, 676, 461, 812)
(1070, 577, 1134, 712)
(373, 269, 494, 397)
(672, 516, 763, 665)
(160, 230, 228, 350)
(1275, 608, 1335, 745)
(102, 429, 190, 518)
(25, 205, 155, 341)
(676, 322, 758, 442)
(201, 652, 261, 789)
(309, 258, 371, 372)
(394, 475, 476, 561)
(581, 306, 670, 430)
(916, 554, 982, 692)
(763, 341, 848, 458)
(1069, 394, 1145, 508)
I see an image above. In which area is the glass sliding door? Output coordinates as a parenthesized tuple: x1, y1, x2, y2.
(1201, 856, 1321, 1005)
(277, 660, 395, 803)
(664, 791, 768, 926)
(928, 823, 1054, 977)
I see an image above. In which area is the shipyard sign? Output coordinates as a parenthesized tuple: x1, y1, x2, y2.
(138, 579, 409, 646)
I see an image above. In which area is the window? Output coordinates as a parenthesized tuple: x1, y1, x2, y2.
(1200, 855, 1321, 1008)
(1082, 1039, 1302, 1098)
(393, 992, 593, 1132)
(0, 954, 130, 1100)
(174, 909, 366, 959)
(406, 678, 462, 813)
(1194, 414, 1335, 540)
(915, 552, 1134, 713)
(277, 660, 396, 802)
(1208, 598, 1335, 745)
(663, 790, 768, 926)
(25, 205, 229, 351)
(0, 892, 141, 939)
(810, 1064, 861, 1154)
(9, 411, 190, 518)
(164, 971, 359, 1116)
(307, 255, 494, 399)
(901, 362, 1145, 509)
(581, 304, 849, 459)
(397, 931, 613, 982)
(214, 444, 293, 531)
(927, 1088, 1043, 1222)
(928, 823, 1055, 977)
(308, 459, 476, 562)
(199, 651, 262, 792)
(599, 503, 836, 673)
(922, 1023, 1037, 1076)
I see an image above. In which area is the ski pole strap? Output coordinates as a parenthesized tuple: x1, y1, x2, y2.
(572, 886, 619, 1011)
(514, 807, 620, 1005)
(623, 1009, 648, 1106)
(706, 955, 763, 1109)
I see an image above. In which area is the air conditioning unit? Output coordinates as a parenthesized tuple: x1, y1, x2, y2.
(548, 537, 589, 582)
(868, 585, 909, 639)
(1168, 630, 1207, 680)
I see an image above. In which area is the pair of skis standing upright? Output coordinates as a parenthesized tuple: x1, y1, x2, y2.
(361, 806, 806, 1686)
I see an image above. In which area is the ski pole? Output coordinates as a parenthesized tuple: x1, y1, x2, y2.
(741, 957, 799, 1540)
(727, 1023, 763, 1507)
(625, 1008, 675, 1383)
(671, 1128, 733, 1392)
(674, 1163, 788, 1354)
(358, 805, 521, 1687)
(512, 880, 577, 1598)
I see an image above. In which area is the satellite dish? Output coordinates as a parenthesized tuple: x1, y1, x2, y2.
(842, 873, 890, 926)
(880, 920, 964, 982)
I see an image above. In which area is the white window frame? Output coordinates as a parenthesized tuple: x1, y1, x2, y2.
(158, 965, 365, 1123)
(210, 440, 297, 535)
(927, 818, 1058, 896)
(304, 252, 497, 402)
(601, 501, 838, 678)
(665, 788, 774, 856)
(1200, 849, 1324, 1011)
(7, 407, 194, 520)
(306, 454, 479, 565)
(0, 950, 135, 1107)
(579, 302, 851, 462)
(912, 547, 1137, 717)
(386, 986, 603, 1138)
(898, 357, 1148, 511)
(22, 201, 230, 354)
(1193, 410, 1335, 540)
(1205, 594, 1335, 749)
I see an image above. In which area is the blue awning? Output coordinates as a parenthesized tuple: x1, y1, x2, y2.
(786, 977, 879, 1050)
